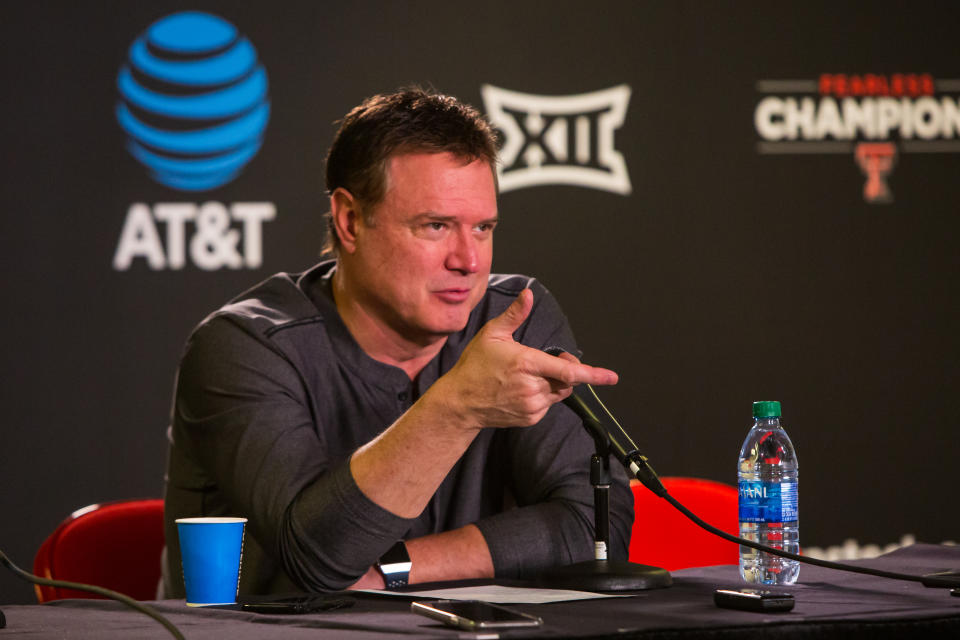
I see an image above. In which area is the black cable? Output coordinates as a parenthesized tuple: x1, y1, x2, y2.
(660, 492, 959, 586)
(0, 548, 186, 640)
(583, 384, 960, 589)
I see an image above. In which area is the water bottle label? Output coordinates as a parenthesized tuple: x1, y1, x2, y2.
(738, 481, 798, 523)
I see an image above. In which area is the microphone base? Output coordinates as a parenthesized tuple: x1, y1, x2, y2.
(538, 559, 672, 592)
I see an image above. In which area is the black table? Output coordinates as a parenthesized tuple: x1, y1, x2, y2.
(2, 544, 958, 639)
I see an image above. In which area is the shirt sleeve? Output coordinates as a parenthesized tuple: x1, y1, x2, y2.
(171, 316, 414, 591)
(473, 284, 635, 579)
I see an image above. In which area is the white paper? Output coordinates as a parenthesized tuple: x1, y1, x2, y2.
(359, 584, 628, 604)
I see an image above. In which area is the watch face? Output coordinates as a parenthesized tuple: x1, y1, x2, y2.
(381, 541, 410, 566)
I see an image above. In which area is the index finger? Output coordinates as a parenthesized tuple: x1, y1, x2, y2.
(530, 349, 619, 387)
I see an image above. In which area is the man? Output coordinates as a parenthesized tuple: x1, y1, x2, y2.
(162, 89, 633, 596)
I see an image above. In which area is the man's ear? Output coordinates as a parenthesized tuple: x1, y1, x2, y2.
(329, 187, 361, 254)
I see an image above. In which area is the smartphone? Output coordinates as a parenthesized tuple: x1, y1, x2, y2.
(714, 588, 795, 612)
(236, 593, 355, 614)
(411, 599, 543, 630)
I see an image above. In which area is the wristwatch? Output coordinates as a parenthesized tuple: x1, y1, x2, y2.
(376, 541, 411, 589)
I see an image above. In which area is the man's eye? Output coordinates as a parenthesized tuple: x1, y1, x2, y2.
(427, 222, 446, 231)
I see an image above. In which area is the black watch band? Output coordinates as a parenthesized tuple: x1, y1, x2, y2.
(376, 541, 411, 589)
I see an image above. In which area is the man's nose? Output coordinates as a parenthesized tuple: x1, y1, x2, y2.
(445, 229, 479, 274)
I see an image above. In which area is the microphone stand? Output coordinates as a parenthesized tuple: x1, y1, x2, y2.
(538, 409, 672, 591)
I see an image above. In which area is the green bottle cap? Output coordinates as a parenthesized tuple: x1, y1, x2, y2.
(752, 401, 781, 418)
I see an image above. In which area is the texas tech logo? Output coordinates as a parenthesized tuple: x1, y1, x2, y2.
(481, 84, 631, 195)
(855, 143, 897, 203)
(754, 73, 960, 203)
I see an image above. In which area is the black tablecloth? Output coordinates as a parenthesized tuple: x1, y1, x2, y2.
(2, 544, 959, 639)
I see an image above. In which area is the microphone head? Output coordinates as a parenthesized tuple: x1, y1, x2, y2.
(544, 345, 568, 358)
(543, 346, 596, 413)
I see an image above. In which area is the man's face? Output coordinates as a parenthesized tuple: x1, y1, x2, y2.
(345, 151, 498, 344)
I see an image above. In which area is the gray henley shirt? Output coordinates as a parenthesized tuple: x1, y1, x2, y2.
(162, 261, 633, 596)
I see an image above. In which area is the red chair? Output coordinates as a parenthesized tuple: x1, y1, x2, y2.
(629, 477, 739, 570)
(33, 499, 165, 602)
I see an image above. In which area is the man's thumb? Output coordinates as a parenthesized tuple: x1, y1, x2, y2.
(488, 288, 533, 337)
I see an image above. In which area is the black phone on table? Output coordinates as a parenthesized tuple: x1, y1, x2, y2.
(714, 588, 795, 612)
(411, 599, 543, 630)
(236, 593, 355, 613)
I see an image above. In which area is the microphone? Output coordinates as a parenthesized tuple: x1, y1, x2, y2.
(545, 346, 667, 497)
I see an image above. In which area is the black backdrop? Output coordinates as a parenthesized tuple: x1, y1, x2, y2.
(2, 1, 958, 605)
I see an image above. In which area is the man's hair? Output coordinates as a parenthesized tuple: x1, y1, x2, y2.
(322, 88, 499, 255)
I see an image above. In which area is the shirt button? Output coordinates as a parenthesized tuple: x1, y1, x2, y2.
(398, 391, 408, 402)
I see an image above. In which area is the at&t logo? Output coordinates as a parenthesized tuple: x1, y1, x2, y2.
(481, 85, 632, 195)
(113, 11, 275, 271)
(116, 11, 269, 190)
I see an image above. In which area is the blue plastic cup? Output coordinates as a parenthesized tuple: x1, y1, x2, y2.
(176, 517, 247, 606)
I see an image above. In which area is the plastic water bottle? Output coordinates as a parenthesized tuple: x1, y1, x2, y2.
(738, 400, 800, 585)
